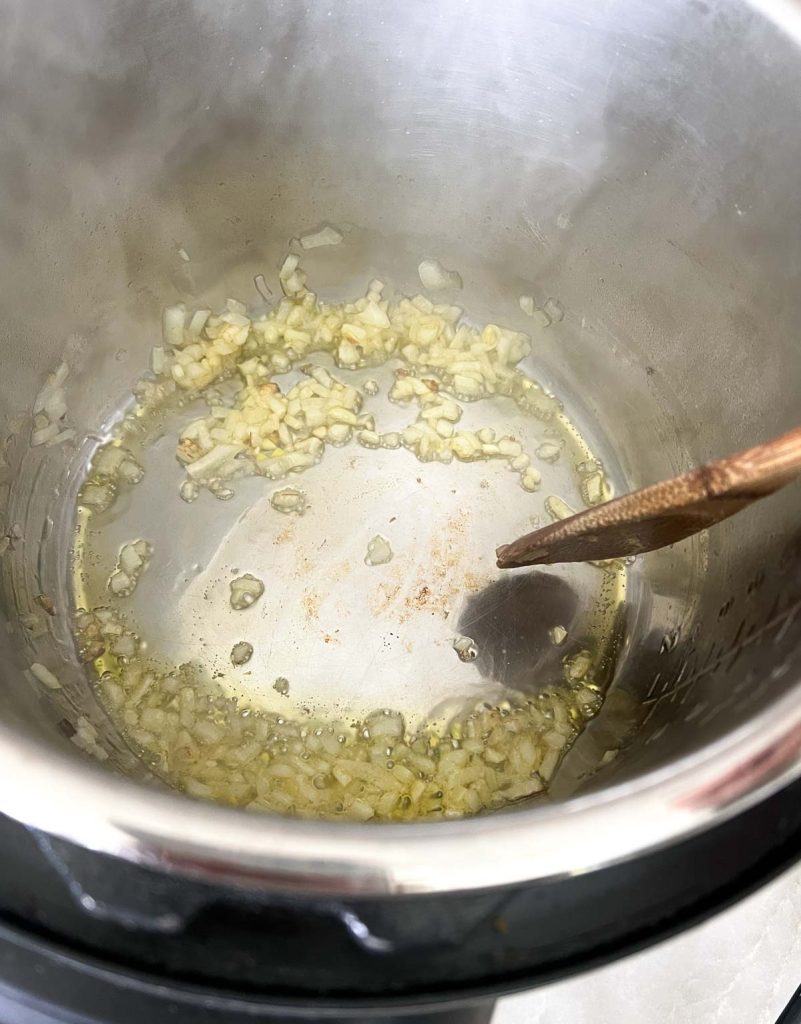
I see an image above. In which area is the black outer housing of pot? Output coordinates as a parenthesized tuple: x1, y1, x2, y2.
(1, 775, 801, 1023)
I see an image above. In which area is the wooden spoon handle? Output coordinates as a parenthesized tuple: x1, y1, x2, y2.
(496, 426, 801, 570)
(699, 425, 801, 498)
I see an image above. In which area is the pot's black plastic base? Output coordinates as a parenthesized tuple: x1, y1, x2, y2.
(0, 940, 496, 1024)
(3, 772, 801, 1022)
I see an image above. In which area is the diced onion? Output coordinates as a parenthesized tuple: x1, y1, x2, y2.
(364, 534, 393, 566)
(418, 258, 463, 291)
(299, 224, 343, 249)
(185, 444, 244, 481)
(108, 540, 152, 597)
(536, 441, 561, 463)
(151, 346, 167, 375)
(545, 495, 575, 521)
(162, 304, 186, 348)
(254, 274, 272, 301)
(230, 641, 254, 665)
(30, 663, 61, 690)
(31, 422, 60, 447)
(270, 487, 307, 515)
(72, 249, 617, 824)
(229, 573, 265, 610)
(543, 297, 565, 323)
(187, 309, 211, 339)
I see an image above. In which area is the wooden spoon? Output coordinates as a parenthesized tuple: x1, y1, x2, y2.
(496, 426, 801, 569)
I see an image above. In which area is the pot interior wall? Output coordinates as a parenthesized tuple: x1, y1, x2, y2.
(1, 0, 800, 805)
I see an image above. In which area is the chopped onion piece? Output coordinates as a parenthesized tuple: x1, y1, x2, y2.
(80, 482, 116, 513)
(270, 486, 307, 515)
(581, 469, 611, 506)
(566, 650, 593, 682)
(230, 641, 254, 666)
(226, 297, 248, 316)
(452, 635, 478, 662)
(208, 480, 235, 501)
(33, 362, 69, 417)
(254, 274, 272, 301)
(279, 254, 307, 297)
(299, 224, 343, 249)
(545, 495, 576, 521)
(151, 346, 167, 375)
(543, 297, 564, 323)
(30, 663, 61, 690)
(43, 390, 68, 423)
(31, 423, 60, 447)
(185, 444, 244, 481)
(364, 710, 404, 739)
(364, 534, 393, 566)
(162, 304, 187, 348)
(535, 441, 561, 463)
(109, 634, 137, 658)
(418, 259, 463, 291)
(179, 478, 199, 503)
(91, 445, 127, 475)
(118, 457, 145, 484)
(549, 625, 568, 646)
(229, 573, 265, 610)
(108, 540, 152, 597)
(187, 309, 211, 339)
(108, 570, 131, 595)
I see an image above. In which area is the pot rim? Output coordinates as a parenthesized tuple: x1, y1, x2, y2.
(1, 673, 800, 896)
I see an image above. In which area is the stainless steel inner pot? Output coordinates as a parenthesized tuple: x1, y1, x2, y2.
(1, 0, 801, 900)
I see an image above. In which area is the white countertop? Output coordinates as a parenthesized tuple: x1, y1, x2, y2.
(494, 858, 801, 1024)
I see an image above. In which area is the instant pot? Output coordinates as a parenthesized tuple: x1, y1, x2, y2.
(1, 0, 801, 1020)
